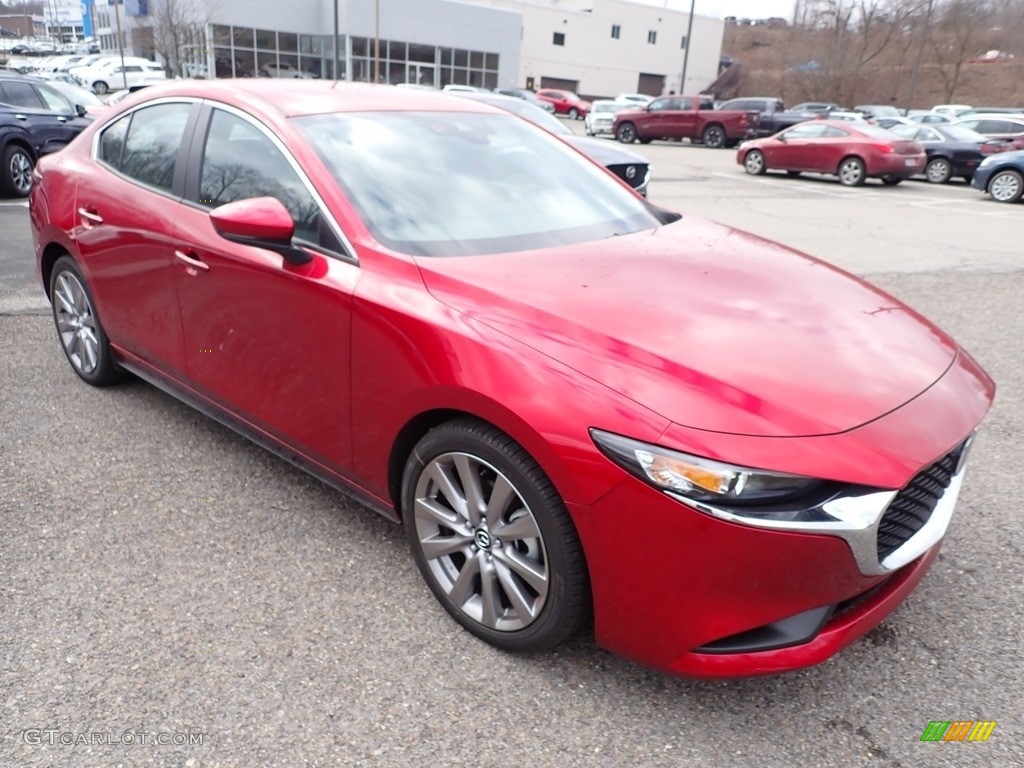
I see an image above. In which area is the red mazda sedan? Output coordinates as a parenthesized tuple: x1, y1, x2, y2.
(738, 120, 927, 185)
(534, 88, 591, 119)
(29, 81, 993, 678)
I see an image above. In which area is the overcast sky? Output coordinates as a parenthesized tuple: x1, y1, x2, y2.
(633, 0, 798, 20)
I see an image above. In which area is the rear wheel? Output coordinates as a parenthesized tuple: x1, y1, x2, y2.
(925, 157, 952, 184)
(568, 107, 579, 120)
(49, 256, 122, 386)
(616, 122, 637, 144)
(743, 149, 766, 175)
(838, 156, 866, 186)
(1, 145, 34, 198)
(92, 80, 109, 95)
(702, 124, 726, 149)
(988, 169, 1024, 203)
(401, 419, 590, 652)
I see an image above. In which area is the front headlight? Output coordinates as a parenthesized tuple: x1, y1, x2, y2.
(590, 429, 823, 505)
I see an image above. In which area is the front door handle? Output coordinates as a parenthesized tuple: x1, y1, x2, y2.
(174, 249, 209, 272)
(77, 207, 103, 226)
(15, 114, 28, 121)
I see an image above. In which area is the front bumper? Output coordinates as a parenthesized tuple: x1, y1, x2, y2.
(570, 349, 991, 677)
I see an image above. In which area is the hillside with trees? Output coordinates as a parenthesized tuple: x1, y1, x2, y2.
(722, 0, 1024, 109)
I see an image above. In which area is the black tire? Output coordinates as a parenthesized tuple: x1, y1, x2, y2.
(837, 156, 866, 186)
(92, 80, 109, 95)
(881, 176, 903, 186)
(987, 169, 1024, 203)
(924, 157, 952, 184)
(616, 122, 637, 144)
(401, 418, 590, 653)
(743, 149, 767, 175)
(49, 256, 123, 386)
(568, 107, 579, 120)
(702, 124, 726, 149)
(1, 144, 34, 198)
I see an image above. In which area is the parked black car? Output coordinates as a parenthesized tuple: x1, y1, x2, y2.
(0, 75, 92, 196)
(716, 96, 810, 137)
(887, 123, 1005, 183)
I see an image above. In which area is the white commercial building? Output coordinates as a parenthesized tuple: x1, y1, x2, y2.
(96, 0, 521, 89)
(460, 0, 724, 98)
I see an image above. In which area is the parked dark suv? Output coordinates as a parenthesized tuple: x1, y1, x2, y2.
(0, 75, 92, 197)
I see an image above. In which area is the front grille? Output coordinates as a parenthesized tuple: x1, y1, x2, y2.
(608, 164, 648, 189)
(876, 442, 965, 562)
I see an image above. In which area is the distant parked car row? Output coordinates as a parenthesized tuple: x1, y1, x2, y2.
(735, 117, 1024, 203)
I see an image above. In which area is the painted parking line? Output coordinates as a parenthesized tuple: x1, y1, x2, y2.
(0, 201, 30, 208)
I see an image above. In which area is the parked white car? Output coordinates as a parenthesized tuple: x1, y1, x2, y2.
(442, 84, 490, 94)
(585, 99, 629, 136)
(71, 57, 166, 94)
(615, 93, 654, 107)
(259, 61, 315, 78)
(932, 104, 973, 117)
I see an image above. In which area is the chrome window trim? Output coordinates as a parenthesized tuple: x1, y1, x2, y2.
(90, 96, 201, 202)
(197, 98, 358, 265)
(671, 437, 974, 577)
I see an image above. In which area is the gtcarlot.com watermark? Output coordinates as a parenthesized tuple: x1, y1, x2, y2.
(23, 728, 206, 747)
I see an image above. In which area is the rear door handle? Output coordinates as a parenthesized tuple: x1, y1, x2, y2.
(77, 207, 103, 226)
(15, 114, 28, 121)
(174, 249, 209, 272)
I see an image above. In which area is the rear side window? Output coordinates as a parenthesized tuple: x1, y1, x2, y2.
(98, 114, 130, 170)
(100, 102, 192, 192)
(0, 80, 45, 109)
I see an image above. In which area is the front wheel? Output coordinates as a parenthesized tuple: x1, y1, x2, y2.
(92, 80, 109, 95)
(616, 122, 638, 144)
(925, 157, 952, 184)
(401, 419, 590, 652)
(988, 169, 1024, 203)
(2, 145, 34, 198)
(702, 124, 726, 149)
(49, 256, 123, 386)
(838, 156, 866, 186)
(744, 149, 767, 175)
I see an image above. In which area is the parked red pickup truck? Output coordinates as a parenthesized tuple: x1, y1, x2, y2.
(612, 95, 761, 148)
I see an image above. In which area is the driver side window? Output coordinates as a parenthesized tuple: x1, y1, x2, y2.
(198, 109, 344, 253)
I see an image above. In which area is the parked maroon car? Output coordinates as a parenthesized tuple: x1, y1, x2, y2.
(534, 88, 591, 119)
(613, 95, 760, 148)
(738, 120, 926, 185)
(29, 81, 993, 678)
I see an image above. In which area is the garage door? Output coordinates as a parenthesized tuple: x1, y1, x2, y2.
(539, 76, 579, 92)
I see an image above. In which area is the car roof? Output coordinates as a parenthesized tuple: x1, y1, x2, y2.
(122, 79, 497, 118)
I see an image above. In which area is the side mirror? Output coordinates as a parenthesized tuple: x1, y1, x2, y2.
(209, 196, 312, 266)
(776, 133, 787, 142)
(75, 103, 88, 118)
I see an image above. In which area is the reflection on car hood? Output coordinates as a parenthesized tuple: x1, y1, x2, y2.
(416, 217, 958, 438)
(564, 135, 649, 167)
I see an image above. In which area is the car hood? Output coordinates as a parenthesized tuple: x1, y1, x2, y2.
(415, 217, 958, 437)
(565, 135, 649, 166)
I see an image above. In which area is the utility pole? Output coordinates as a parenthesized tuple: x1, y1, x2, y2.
(333, 0, 340, 80)
(679, 0, 696, 94)
(113, 0, 127, 89)
(373, 0, 380, 83)
(906, 0, 935, 111)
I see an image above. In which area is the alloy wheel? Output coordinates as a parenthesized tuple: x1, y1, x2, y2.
(9, 150, 32, 195)
(412, 452, 549, 632)
(989, 170, 1023, 202)
(925, 158, 951, 184)
(838, 157, 866, 186)
(617, 123, 637, 143)
(744, 150, 766, 175)
(53, 271, 100, 375)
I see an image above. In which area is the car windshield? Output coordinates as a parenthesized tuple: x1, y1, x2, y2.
(296, 111, 661, 257)
(942, 125, 988, 142)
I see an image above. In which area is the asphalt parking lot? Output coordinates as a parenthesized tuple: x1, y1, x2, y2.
(1, 134, 1021, 767)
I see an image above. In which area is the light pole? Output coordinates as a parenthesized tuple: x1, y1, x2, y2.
(333, 0, 340, 80)
(679, 0, 696, 94)
(112, 0, 127, 90)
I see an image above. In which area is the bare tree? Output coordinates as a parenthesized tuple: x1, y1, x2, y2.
(927, 0, 999, 101)
(147, 0, 216, 77)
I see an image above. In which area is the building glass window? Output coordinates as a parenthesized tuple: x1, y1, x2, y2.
(552, 32, 565, 46)
(255, 29, 276, 50)
(232, 27, 254, 48)
(611, 24, 621, 39)
(647, 30, 657, 44)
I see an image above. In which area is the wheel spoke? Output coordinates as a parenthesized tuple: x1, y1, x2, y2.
(479, 558, 502, 628)
(414, 496, 463, 531)
(447, 552, 481, 607)
(493, 547, 547, 593)
(493, 512, 540, 542)
(453, 454, 485, 526)
(55, 277, 75, 314)
(419, 531, 473, 560)
(427, 460, 469, 520)
(81, 333, 98, 371)
(495, 560, 538, 621)
(483, 474, 516, 527)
